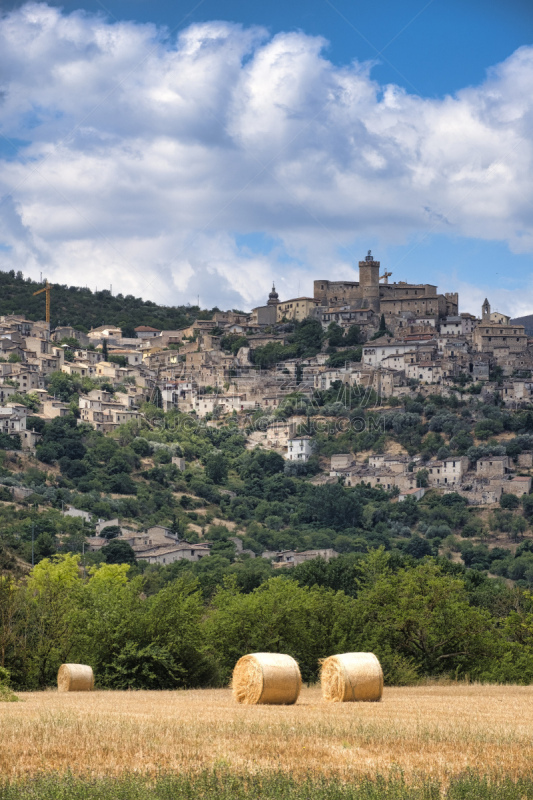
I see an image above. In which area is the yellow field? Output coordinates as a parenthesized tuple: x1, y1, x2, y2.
(2, 685, 533, 781)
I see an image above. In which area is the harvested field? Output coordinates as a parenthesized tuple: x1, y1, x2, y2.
(2, 684, 533, 781)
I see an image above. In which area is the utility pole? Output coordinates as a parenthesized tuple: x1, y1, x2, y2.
(31, 519, 35, 567)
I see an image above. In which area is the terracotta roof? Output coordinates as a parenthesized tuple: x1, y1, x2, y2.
(135, 326, 161, 332)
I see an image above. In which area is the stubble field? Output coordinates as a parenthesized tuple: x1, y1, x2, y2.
(2, 684, 533, 783)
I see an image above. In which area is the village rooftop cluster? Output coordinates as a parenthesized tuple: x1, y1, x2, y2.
(0, 253, 532, 564)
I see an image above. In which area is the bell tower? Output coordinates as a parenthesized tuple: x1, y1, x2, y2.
(267, 283, 279, 307)
(482, 298, 491, 322)
(359, 250, 380, 313)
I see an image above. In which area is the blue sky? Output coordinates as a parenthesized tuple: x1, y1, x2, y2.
(0, 0, 532, 314)
(6, 0, 532, 96)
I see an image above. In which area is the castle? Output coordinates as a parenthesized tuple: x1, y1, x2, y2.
(313, 251, 458, 319)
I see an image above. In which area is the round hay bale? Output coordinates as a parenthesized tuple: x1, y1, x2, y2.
(57, 664, 94, 692)
(232, 653, 301, 705)
(320, 652, 383, 702)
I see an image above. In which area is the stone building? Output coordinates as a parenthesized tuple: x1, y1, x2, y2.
(314, 251, 458, 318)
(476, 455, 510, 477)
(277, 297, 320, 322)
(472, 322, 527, 353)
(286, 436, 313, 462)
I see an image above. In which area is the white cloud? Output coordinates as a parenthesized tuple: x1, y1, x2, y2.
(0, 3, 533, 311)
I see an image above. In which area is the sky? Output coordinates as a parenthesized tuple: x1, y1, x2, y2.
(0, 0, 533, 316)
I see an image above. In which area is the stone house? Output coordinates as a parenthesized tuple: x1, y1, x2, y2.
(87, 325, 122, 342)
(362, 338, 412, 368)
(276, 297, 320, 322)
(503, 476, 532, 497)
(265, 420, 297, 448)
(330, 453, 354, 471)
(134, 326, 161, 339)
(62, 361, 96, 379)
(406, 361, 443, 384)
(136, 542, 211, 565)
(476, 455, 510, 477)
(472, 323, 527, 353)
(427, 456, 469, 487)
(368, 454, 410, 474)
(41, 399, 70, 418)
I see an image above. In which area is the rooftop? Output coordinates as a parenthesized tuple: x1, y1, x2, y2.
(134, 326, 161, 332)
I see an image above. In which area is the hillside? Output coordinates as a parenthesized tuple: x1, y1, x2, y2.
(0, 269, 207, 333)
(511, 314, 533, 335)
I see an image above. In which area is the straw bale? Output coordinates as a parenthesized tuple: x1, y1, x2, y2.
(232, 653, 301, 705)
(57, 663, 94, 692)
(320, 652, 383, 702)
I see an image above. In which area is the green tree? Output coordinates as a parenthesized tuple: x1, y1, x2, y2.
(415, 468, 429, 488)
(326, 322, 344, 348)
(23, 555, 83, 687)
(100, 525, 121, 540)
(205, 452, 228, 485)
(101, 540, 136, 565)
(500, 494, 520, 510)
(345, 324, 363, 346)
(206, 577, 355, 682)
(351, 562, 497, 677)
(46, 372, 79, 402)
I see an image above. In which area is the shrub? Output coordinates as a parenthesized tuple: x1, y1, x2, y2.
(500, 493, 520, 510)
(0, 667, 18, 702)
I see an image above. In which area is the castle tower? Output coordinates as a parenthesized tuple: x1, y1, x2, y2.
(482, 298, 491, 322)
(359, 250, 380, 313)
(267, 283, 279, 307)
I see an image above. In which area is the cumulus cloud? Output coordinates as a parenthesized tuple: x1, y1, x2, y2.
(0, 2, 533, 311)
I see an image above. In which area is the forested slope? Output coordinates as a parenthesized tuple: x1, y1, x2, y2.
(0, 269, 204, 333)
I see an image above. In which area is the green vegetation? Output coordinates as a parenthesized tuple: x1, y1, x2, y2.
(0, 269, 202, 333)
(2, 359, 533, 691)
(325, 347, 362, 367)
(3, 549, 533, 690)
(1, 770, 533, 799)
(220, 334, 249, 354)
(251, 319, 364, 368)
(0, 667, 18, 702)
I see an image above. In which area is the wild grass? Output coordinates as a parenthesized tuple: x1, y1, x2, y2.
(2, 771, 533, 800)
(1, 685, 533, 783)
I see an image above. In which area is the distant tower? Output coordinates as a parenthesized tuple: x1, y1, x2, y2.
(267, 283, 279, 307)
(359, 250, 380, 313)
(482, 298, 491, 322)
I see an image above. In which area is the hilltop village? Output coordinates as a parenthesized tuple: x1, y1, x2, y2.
(1, 254, 533, 569)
